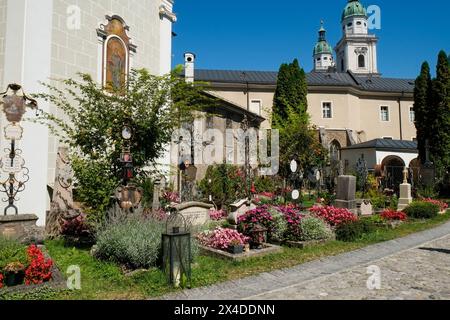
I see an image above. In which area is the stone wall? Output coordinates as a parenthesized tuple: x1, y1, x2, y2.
(0, 0, 7, 89)
(47, 0, 163, 186)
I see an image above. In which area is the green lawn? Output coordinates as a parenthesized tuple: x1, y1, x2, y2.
(2, 212, 449, 300)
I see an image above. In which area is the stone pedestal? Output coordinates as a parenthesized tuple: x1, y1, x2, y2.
(0, 214, 44, 244)
(398, 183, 413, 211)
(334, 175, 357, 213)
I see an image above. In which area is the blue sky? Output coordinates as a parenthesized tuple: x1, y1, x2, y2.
(172, 0, 449, 79)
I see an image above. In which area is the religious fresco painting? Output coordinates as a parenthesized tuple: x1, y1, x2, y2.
(97, 15, 137, 93)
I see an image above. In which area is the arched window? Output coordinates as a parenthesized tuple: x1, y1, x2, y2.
(330, 140, 341, 162)
(358, 54, 365, 68)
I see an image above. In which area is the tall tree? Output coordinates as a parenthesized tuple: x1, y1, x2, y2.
(413, 62, 432, 164)
(430, 50, 450, 173)
(272, 59, 308, 127)
(272, 60, 326, 182)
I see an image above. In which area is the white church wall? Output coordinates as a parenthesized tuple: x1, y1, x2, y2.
(0, 0, 6, 89)
(47, 0, 163, 188)
(2, 0, 53, 225)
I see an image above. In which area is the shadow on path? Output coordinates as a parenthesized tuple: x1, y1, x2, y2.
(418, 247, 450, 255)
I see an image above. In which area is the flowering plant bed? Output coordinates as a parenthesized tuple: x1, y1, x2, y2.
(196, 227, 250, 251)
(422, 198, 449, 214)
(0, 245, 65, 295)
(309, 206, 358, 227)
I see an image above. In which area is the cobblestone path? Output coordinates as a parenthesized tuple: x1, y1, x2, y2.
(161, 221, 450, 300)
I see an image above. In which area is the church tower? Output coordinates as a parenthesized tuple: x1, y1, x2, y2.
(313, 21, 334, 72)
(335, 0, 379, 75)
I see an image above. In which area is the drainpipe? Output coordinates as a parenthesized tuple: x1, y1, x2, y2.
(398, 92, 404, 140)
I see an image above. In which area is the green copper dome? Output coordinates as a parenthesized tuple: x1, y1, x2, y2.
(342, 0, 367, 21)
(314, 41, 332, 55)
(314, 22, 332, 55)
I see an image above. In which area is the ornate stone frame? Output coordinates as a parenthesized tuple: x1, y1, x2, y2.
(96, 15, 137, 89)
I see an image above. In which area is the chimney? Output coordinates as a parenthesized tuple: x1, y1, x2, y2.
(184, 52, 195, 83)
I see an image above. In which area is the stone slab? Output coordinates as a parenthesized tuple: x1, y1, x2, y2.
(0, 214, 44, 244)
(199, 244, 283, 262)
(174, 202, 214, 227)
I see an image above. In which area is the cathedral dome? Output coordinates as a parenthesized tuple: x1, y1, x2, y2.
(314, 41, 332, 55)
(342, 0, 367, 21)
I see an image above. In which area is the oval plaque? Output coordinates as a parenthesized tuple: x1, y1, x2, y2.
(4, 124, 24, 140)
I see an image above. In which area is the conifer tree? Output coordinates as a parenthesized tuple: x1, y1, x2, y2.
(413, 62, 432, 164)
(272, 59, 308, 127)
(430, 51, 450, 172)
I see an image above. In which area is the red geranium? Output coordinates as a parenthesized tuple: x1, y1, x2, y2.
(381, 210, 407, 221)
(422, 198, 448, 212)
(25, 245, 53, 285)
(0, 273, 4, 289)
(309, 206, 358, 227)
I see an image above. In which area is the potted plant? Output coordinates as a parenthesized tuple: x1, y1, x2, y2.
(3, 261, 26, 287)
(228, 239, 244, 254)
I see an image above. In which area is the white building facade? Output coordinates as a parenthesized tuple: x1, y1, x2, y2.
(0, 0, 176, 225)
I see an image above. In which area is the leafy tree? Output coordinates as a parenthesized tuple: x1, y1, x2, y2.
(34, 68, 213, 222)
(273, 59, 308, 126)
(413, 62, 432, 164)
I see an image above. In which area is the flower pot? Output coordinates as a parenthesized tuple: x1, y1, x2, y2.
(4, 271, 25, 287)
(228, 245, 244, 254)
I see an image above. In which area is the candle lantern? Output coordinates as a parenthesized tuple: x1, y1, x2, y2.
(162, 208, 192, 288)
(250, 224, 267, 249)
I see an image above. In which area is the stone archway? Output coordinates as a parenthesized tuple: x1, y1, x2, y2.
(381, 156, 406, 192)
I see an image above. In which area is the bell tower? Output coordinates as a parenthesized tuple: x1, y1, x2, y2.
(335, 0, 379, 75)
(313, 21, 334, 72)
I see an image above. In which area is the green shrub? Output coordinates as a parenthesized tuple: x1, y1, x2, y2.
(198, 164, 246, 208)
(403, 201, 440, 219)
(268, 207, 288, 242)
(299, 216, 333, 242)
(335, 220, 375, 242)
(95, 215, 165, 269)
(0, 237, 27, 270)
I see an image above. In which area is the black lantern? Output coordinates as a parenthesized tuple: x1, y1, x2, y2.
(162, 209, 192, 288)
(250, 224, 267, 249)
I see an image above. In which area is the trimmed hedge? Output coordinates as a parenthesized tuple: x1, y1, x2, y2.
(335, 220, 375, 242)
(403, 202, 440, 219)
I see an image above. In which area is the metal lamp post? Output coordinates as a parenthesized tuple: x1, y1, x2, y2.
(162, 208, 192, 288)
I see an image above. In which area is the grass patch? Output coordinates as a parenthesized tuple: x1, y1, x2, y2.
(5, 212, 449, 300)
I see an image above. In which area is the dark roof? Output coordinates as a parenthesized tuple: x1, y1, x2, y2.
(343, 139, 418, 152)
(191, 69, 415, 93)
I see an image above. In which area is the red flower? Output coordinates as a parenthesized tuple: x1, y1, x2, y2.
(309, 206, 357, 227)
(381, 210, 407, 221)
(24, 245, 53, 286)
(0, 273, 4, 289)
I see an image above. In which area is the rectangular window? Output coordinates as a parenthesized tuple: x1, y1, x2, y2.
(322, 102, 332, 119)
(250, 100, 262, 115)
(409, 107, 415, 123)
(380, 106, 390, 122)
(383, 137, 393, 140)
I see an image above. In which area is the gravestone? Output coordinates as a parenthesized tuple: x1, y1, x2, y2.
(356, 200, 373, 216)
(152, 178, 162, 212)
(0, 214, 43, 244)
(334, 175, 357, 212)
(45, 147, 79, 239)
(228, 199, 257, 225)
(398, 168, 413, 211)
(174, 202, 213, 227)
